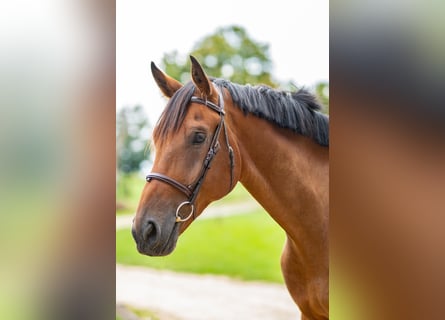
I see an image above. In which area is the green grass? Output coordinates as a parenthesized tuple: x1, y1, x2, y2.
(117, 209, 286, 283)
(116, 173, 145, 215)
(213, 182, 251, 204)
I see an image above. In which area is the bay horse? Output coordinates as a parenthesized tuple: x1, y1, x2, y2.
(132, 56, 329, 320)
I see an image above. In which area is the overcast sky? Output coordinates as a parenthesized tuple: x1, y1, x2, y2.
(117, 0, 328, 123)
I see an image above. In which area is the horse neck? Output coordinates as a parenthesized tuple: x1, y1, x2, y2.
(227, 104, 329, 240)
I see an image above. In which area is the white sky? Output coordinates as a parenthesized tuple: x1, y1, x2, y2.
(117, 0, 329, 123)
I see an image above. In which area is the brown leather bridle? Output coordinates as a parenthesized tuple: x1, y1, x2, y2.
(146, 86, 234, 223)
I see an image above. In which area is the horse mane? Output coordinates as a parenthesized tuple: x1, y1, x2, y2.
(213, 79, 329, 147)
(153, 79, 329, 147)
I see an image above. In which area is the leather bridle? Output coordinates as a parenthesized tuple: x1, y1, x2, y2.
(146, 86, 234, 223)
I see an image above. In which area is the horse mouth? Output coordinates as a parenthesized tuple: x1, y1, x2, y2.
(135, 222, 180, 257)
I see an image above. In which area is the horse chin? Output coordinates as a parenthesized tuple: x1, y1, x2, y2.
(155, 231, 179, 256)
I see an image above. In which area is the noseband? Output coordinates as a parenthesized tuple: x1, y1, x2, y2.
(146, 86, 234, 223)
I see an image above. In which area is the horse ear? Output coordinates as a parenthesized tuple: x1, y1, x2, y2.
(190, 56, 212, 98)
(151, 62, 183, 98)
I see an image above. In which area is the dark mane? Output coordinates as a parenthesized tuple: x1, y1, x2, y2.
(153, 79, 329, 147)
(213, 79, 329, 147)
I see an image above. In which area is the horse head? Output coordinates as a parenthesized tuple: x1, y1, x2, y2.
(132, 56, 240, 256)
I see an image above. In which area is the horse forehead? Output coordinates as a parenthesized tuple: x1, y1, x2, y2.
(187, 103, 215, 119)
(190, 106, 204, 121)
(179, 105, 219, 130)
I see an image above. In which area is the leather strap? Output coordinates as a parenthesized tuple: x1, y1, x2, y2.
(190, 96, 225, 115)
(146, 173, 192, 198)
(146, 85, 235, 219)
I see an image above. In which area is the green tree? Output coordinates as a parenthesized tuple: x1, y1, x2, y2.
(162, 25, 277, 87)
(315, 81, 329, 113)
(116, 105, 151, 174)
(281, 80, 329, 114)
(162, 25, 329, 114)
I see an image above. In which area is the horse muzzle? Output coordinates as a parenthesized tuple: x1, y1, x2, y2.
(131, 215, 179, 256)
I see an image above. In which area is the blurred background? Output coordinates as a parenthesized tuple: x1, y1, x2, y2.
(1, 0, 443, 319)
(0, 1, 116, 319)
(116, 1, 328, 319)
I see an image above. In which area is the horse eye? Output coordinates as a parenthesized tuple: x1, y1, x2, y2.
(192, 132, 206, 145)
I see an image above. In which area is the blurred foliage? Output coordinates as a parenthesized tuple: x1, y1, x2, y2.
(116, 173, 146, 215)
(161, 25, 329, 113)
(315, 81, 329, 113)
(162, 25, 277, 87)
(116, 105, 151, 174)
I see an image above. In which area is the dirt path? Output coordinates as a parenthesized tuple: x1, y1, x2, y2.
(116, 264, 299, 320)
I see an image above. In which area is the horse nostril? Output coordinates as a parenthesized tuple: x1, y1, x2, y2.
(142, 221, 155, 242)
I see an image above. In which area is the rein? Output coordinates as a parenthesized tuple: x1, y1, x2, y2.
(146, 86, 234, 223)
